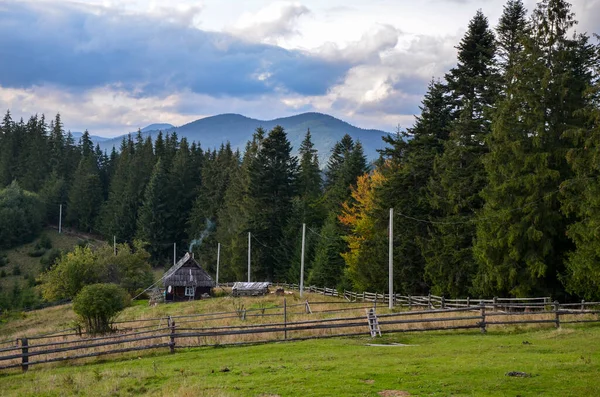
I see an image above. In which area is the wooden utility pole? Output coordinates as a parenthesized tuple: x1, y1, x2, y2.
(173, 243, 176, 266)
(216, 242, 221, 285)
(389, 208, 394, 309)
(248, 232, 251, 282)
(300, 223, 306, 298)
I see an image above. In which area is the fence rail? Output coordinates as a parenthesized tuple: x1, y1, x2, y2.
(1, 295, 599, 373)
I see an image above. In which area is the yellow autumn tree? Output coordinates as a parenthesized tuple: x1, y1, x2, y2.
(339, 168, 386, 290)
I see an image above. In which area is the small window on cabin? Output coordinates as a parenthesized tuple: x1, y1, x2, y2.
(185, 286, 194, 297)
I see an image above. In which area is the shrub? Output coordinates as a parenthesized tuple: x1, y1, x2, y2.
(73, 283, 130, 335)
(39, 246, 100, 301)
(39, 248, 63, 272)
(0, 182, 44, 249)
(12, 265, 20, 276)
(38, 234, 52, 249)
(28, 247, 46, 257)
(0, 254, 7, 267)
(0, 270, 6, 278)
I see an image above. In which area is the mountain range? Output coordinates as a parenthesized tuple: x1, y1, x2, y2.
(87, 112, 392, 166)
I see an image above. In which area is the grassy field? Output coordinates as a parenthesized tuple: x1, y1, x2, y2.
(0, 324, 598, 396)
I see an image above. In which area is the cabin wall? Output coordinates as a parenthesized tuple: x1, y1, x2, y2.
(165, 286, 212, 302)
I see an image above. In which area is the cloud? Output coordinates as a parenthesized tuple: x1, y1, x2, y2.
(0, 1, 346, 97)
(0, 0, 472, 136)
(229, 2, 311, 44)
(315, 24, 402, 64)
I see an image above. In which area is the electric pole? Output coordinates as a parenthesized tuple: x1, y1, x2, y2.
(248, 232, 251, 282)
(300, 223, 306, 298)
(216, 242, 221, 286)
(389, 208, 394, 309)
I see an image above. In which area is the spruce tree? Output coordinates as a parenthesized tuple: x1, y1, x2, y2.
(374, 81, 452, 295)
(496, 0, 529, 77)
(561, 45, 600, 299)
(216, 135, 260, 281)
(137, 159, 171, 261)
(66, 130, 103, 231)
(248, 125, 298, 280)
(474, 0, 594, 297)
(424, 10, 498, 297)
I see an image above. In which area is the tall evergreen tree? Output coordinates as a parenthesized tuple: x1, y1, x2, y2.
(496, 0, 529, 77)
(474, 0, 594, 297)
(66, 154, 102, 232)
(136, 159, 172, 261)
(217, 136, 260, 281)
(373, 81, 453, 295)
(247, 125, 298, 280)
(0, 111, 18, 187)
(168, 138, 197, 248)
(311, 134, 367, 288)
(424, 10, 498, 297)
(561, 43, 600, 299)
(19, 115, 50, 192)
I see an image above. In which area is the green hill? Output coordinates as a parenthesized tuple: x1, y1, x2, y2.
(0, 229, 105, 310)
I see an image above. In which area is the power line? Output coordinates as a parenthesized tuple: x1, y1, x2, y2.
(251, 234, 273, 249)
(307, 226, 340, 242)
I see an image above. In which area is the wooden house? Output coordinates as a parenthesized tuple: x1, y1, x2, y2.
(163, 252, 215, 302)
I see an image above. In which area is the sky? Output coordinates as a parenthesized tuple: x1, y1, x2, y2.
(0, 0, 598, 137)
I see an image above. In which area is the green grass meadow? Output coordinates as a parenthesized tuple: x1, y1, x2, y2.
(1, 325, 598, 396)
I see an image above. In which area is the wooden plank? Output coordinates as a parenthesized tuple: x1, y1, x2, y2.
(0, 343, 171, 371)
(0, 333, 171, 361)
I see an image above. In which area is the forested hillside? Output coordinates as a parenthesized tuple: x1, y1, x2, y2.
(0, 0, 598, 309)
(95, 112, 389, 167)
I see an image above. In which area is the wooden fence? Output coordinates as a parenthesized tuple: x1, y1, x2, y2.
(1, 296, 599, 373)
(276, 283, 561, 312)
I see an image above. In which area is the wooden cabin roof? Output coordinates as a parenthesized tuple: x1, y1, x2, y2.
(163, 252, 215, 288)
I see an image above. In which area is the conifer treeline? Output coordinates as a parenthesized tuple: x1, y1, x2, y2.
(343, 0, 600, 300)
(1, 0, 598, 301)
(0, 111, 368, 285)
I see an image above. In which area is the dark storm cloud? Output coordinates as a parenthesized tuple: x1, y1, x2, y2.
(0, 1, 349, 97)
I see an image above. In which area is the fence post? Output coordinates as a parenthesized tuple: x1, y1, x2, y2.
(441, 296, 446, 309)
(479, 302, 486, 334)
(581, 299, 585, 312)
(493, 296, 498, 312)
(21, 338, 29, 372)
(169, 322, 176, 354)
(362, 291, 365, 302)
(427, 294, 432, 310)
(467, 297, 470, 308)
(284, 298, 287, 340)
(554, 301, 560, 328)
(408, 295, 412, 310)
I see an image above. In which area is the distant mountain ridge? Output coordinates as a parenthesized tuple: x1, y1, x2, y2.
(95, 112, 391, 164)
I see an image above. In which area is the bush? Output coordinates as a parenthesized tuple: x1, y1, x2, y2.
(0, 254, 7, 267)
(28, 247, 46, 257)
(0, 270, 6, 278)
(40, 248, 63, 271)
(12, 265, 20, 276)
(0, 182, 44, 249)
(38, 234, 52, 250)
(39, 246, 100, 301)
(73, 283, 130, 335)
